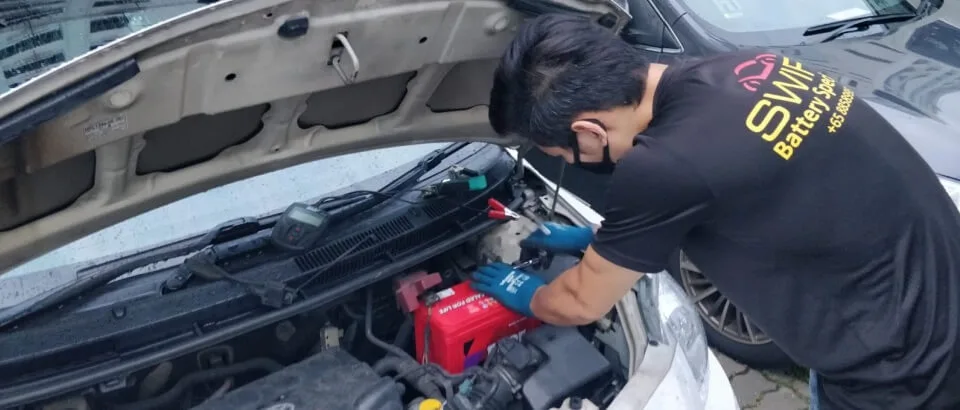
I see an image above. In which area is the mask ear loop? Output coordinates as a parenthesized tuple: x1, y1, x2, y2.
(568, 131, 584, 165)
(585, 119, 615, 164)
(602, 144, 613, 164)
(571, 119, 608, 165)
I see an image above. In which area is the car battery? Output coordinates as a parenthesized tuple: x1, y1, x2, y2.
(414, 281, 541, 373)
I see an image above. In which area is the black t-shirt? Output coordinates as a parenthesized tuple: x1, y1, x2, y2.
(592, 51, 960, 409)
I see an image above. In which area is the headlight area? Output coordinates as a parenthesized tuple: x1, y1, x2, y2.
(939, 176, 960, 210)
(609, 272, 710, 409)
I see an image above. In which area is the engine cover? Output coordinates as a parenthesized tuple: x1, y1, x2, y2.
(191, 349, 402, 410)
(449, 325, 614, 410)
(521, 326, 612, 410)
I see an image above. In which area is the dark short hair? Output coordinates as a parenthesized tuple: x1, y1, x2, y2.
(489, 13, 650, 147)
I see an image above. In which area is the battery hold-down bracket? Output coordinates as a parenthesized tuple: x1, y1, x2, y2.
(394, 271, 442, 313)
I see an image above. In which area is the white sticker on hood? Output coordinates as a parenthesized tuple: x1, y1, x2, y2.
(827, 8, 870, 21)
(83, 114, 128, 138)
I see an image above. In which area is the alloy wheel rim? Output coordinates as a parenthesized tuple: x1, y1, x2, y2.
(677, 251, 772, 345)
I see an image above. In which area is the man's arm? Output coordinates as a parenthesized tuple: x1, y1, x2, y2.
(529, 143, 715, 325)
(530, 245, 644, 326)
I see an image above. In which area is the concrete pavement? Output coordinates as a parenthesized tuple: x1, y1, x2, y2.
(716, 351, 812, 410)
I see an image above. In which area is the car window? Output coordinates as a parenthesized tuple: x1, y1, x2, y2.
(679, 0, 916, 34)
(0, 0, 209, 93)
(622, 0, 681, 50)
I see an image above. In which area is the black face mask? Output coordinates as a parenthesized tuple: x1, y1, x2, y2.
(572, 143, 617, 175)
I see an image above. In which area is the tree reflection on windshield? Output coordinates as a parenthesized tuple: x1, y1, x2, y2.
(0, 0, 207, 92)
(678, 0, 916, 33)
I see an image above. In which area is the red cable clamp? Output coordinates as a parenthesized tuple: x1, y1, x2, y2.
(487, 198, 520, 220)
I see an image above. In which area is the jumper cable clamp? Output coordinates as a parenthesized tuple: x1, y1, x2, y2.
(486, 198, 551, 235)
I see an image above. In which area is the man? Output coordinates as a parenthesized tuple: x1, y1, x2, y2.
(469, 13, 960, 410)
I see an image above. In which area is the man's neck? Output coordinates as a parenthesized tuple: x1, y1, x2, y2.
(641, 63, 668, 117)
(622, 63, 667, 137)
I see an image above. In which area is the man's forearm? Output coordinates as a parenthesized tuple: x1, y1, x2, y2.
(529, 265, 604, 326)
(526, 245, 645, 326)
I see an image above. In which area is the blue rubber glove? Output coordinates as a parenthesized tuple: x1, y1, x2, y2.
(520, 222, 594, 255)
(470, 262, 545, 317)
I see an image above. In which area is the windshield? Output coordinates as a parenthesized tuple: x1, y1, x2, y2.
(0, 144, 445, 308)
(679, 0, 917, 42)
(0, 0, 208, 93)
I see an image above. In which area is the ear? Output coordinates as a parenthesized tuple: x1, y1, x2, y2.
(571, 120, 608, 146)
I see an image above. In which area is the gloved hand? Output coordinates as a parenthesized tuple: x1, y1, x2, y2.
(520, 222, 593, 255)
(470, 262, 545, 317)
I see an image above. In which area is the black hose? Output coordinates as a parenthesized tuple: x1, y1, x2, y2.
(365, 288, 412, 359)
(373, 356, 443, 398)
(429, 362, 476, 382)
(342, 303, 365, 321)
(111, 358, 283, 410)
(391, 363, 429, 382)
(343, 321, 358, 350)
(474, 376, 502, 410)
(361, 291, 448, 399)
(452, 372, 506, 410)
(350, 299, 411, 351)
(372, 356, 407, 375)
(392, 316, 413, 349)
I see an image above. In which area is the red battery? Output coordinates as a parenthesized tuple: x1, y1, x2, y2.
(413, 281, 541, 373)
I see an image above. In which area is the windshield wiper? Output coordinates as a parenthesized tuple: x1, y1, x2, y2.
(0, 142, 469, 329)
(0, 217, 267, 330)
(803, 12, 917, 43)
(165, 142, 471, 297)
(318, 142, 468, 220)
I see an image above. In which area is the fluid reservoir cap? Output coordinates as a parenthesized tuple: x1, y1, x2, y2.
(418, 398, 443, 410)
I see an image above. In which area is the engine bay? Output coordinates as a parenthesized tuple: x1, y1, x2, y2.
(7, 146, 633, 410)
(33, 220, 628, 410)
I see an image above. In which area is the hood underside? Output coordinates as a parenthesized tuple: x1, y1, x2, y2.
(0, 0, 628, 275)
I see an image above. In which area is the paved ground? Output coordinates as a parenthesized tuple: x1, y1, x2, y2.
(715, 350, 812, 410)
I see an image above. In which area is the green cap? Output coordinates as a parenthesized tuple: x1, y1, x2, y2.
(467, 175, 488, 191)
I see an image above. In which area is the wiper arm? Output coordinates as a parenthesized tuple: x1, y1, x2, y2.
(320, 142, 469, 219)
(803, 13, 917, 43)
(167, 142, 470, 298)
(0, 217, 266, 330)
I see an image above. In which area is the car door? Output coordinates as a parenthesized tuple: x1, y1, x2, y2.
(623, 0, 686, 62)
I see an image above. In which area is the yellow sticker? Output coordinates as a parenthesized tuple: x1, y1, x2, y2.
(419, 398, 443, 410)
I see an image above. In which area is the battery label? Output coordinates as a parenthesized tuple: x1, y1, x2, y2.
(438, 293, 487, 315)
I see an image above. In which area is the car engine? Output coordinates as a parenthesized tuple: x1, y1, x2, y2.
(186, 324, 614, 410)
(28, 177, 628, 410)
(179, 241, 624, 410)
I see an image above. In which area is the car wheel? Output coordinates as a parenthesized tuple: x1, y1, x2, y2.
(668, 250, 794, 369)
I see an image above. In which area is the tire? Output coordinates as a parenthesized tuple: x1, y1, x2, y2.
(667, 250, 794, 370)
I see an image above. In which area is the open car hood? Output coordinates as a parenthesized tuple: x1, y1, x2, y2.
(0, 0, 629, 276)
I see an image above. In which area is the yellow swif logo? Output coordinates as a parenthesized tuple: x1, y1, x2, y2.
(741, 57, 851, 160)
